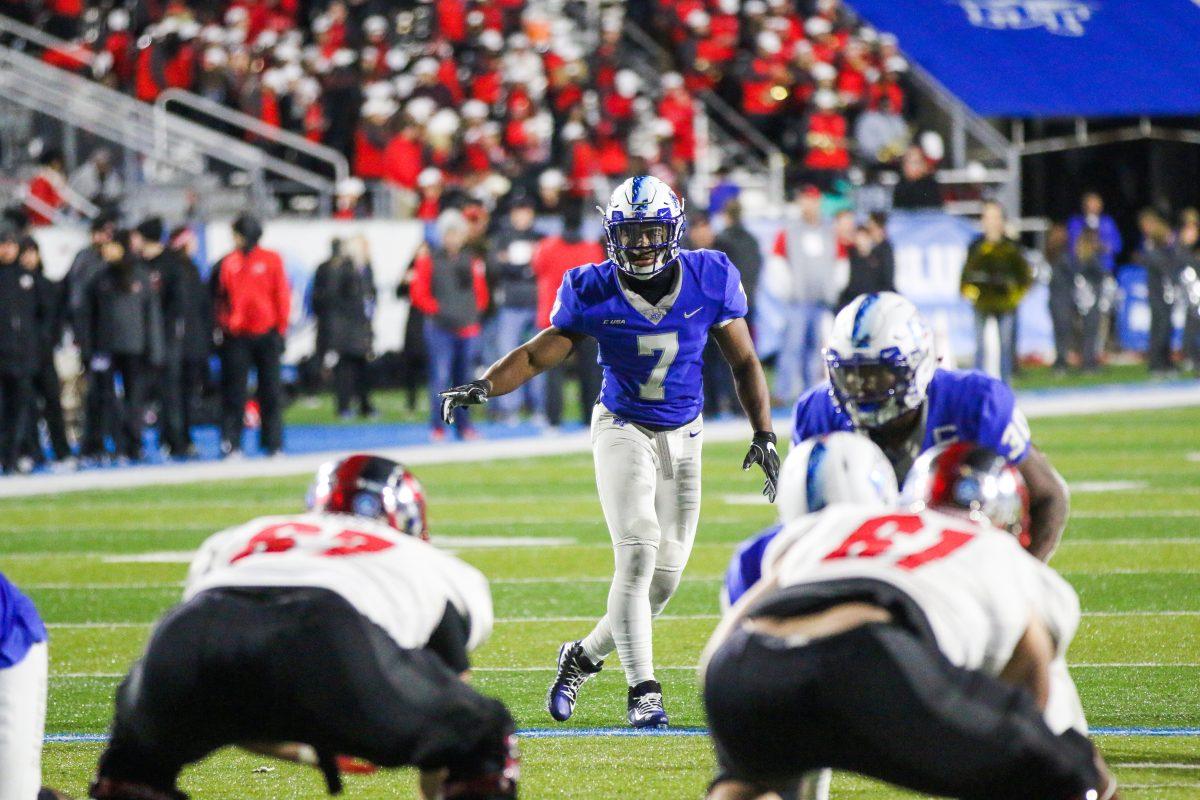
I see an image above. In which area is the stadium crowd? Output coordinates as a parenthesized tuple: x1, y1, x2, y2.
(9, 0, 942, 223)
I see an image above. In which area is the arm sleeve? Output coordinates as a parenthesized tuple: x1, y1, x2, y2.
(409, 252, 439, 316)
(715, 254, 749, 325)
(548, 270, 584, 332)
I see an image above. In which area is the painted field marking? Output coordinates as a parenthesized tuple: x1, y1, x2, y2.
(1072, 510, 1200, 519)
(41, 610, 1200, 630)
(41, 726, 1200, 744)
(1115, 763, 1200, 770)
(1187, 453, 1200, 462)
(1071, 481, 1148, 492)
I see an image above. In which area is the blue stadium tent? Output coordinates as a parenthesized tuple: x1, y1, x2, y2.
(846, 0, 1200, 118)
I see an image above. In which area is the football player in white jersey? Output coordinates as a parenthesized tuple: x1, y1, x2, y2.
(89, 455, 518, 800)
(441, 176, 777, 728)
(700, 443, 1117, 800)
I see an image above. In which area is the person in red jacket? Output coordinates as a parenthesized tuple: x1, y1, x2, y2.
(409, 209, 489, 441)
(529, 207, 604, 427)
(211, 214, 290, 458)
(25, 150, 67, 226)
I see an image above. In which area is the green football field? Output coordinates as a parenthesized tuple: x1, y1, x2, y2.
(5, 404, 1200, 798)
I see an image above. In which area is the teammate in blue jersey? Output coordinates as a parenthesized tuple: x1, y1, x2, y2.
(791, 291, 1069, 560)
(441, 176, 777, 728)
(0, 572, 52, 800)
(723, 432, 899, 611)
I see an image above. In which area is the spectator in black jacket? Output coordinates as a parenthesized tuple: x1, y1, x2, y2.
(17, 237, 72, 469)
(0, 226, 51, 473)
(67, 213, 118, 457)
(715, 200, 762, 319)
(891, 145, 942, 210)
(161, 225, 212, 456)
(312, 236, 377, 418)
(79, 231, 165, 462)
(1137, 208, 1183, 374)
(486, 195, 544, 424)
(837, 212, 896, 311)
(136, 218, 210, 458)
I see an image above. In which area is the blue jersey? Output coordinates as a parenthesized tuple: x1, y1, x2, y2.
(0, 573, 46, 669)
(791, 368, 1032, 463)
(723, 524, 782, 607)
(551, 249, 747, 428)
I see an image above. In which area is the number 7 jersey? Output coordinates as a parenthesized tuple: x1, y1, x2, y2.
(551, 249, 747, 429)
(185, 513, 494, 654)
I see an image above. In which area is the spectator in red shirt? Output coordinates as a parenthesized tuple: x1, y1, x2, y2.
(803, 90, 850, 189)
(210, 214, 290, 458)
(658, 73, 696, 163)
(410, 209, 489, 441)
(530, 207, 604, 426)
(25, 150, 68, 227)
(354, 98, 395, 181)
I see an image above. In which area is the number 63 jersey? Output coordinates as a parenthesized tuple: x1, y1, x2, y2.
(762, 505, 1081, 678)
(185, 513, 494, 654)
(551, 249, 747, 429)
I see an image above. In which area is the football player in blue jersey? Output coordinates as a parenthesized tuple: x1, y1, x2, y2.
(0, 572, 57, 800)
(723, 432, 899, 611)
(790, 291, 1069, 560)
(440, 175, 778, 728)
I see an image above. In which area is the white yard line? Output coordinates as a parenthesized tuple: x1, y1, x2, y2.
(42, 610, 1200, 631)
(3, 383, 1199, 499)
(1115, 764, 1200, 770)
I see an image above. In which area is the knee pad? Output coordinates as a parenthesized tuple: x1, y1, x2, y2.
(612, 542, 658, 592)
(649, 569, 682, 616)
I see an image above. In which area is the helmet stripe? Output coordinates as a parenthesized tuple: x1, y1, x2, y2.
(806, 439, 829, 512)
(851, 292, 880, 348)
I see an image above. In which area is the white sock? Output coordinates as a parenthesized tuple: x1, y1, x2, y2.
(590, 542, 658, 686)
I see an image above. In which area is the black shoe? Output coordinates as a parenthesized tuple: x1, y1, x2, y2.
(627, 679, 668, 728)
(547, 641, 602, 722)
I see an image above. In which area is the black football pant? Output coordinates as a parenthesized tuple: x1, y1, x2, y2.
(220, 333, 283, 454)
(96, 587, 513, 795)
(704, 622, 1100, 800)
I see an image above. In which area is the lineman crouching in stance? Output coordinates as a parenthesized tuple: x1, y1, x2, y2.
(89, 455, 519, 800)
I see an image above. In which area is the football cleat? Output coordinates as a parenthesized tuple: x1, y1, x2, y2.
(547, 641, 602, 722)
(627, 679, 669, 729)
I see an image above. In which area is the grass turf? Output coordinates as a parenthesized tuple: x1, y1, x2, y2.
(6, 405, 1200, 798)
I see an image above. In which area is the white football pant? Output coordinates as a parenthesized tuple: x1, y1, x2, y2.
(581, 404, 702, 686)
(0, 642, 47, 800)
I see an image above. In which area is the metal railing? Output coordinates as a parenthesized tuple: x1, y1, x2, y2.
(0, 12, 94, 66)
(621, 21, 787, 206)
(0, 45, 336, 203)
(157, 89, 349, 186)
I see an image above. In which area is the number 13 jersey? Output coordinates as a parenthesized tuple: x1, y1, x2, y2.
(185, 513, 494, 654)
(551, 249, 747, 429)
(763, 505, 1080, 677)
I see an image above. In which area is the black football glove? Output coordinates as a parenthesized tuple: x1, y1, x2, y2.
(742, 431, 780, 503)
(439, 379, 491, 425)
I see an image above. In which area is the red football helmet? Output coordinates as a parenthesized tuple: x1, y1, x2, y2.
(901, 442, 1031, 547)
(307, 454, 429, 540)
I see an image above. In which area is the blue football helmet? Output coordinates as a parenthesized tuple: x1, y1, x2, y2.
(600, 175, 687, 278)
(824, 292, 936, 429)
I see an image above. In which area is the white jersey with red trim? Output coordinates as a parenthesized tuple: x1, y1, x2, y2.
(185, 513, 494, 653)
(763, 505, 1080, 677)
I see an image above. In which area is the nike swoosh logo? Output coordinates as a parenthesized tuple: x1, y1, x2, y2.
(689, 430, 701, 438)
(683, 308, 702, 318)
